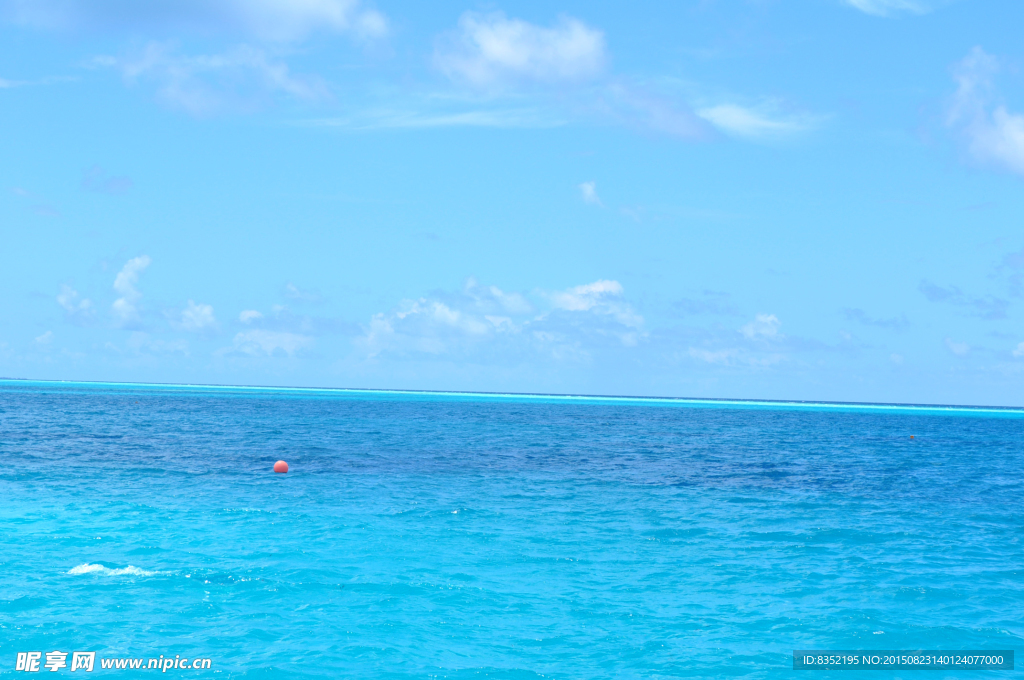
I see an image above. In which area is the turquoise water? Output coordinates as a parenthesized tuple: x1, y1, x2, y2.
(1, 380, 1021, 678)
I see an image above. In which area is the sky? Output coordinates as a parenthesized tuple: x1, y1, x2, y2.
(2, 0, 1023, 406)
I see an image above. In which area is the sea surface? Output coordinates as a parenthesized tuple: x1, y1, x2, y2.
(1, 380, 1022, 678)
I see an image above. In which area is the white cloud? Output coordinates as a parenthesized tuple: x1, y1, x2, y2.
(284, 282, 322, 302)
(550, 279, 619, 311)
(890, 353, 904, 364)
(1013, 342, 1024, 358)
(435, 12, 606, 87)
(579, 181, 602, 206)
(361, 298, 497, 357)
(697, 103, 815, 139)
(966, 109, 1024, 175)
(688, 347, 736, 365)
(97, 42, 326, 115)
(600, 81, 711, 140)
(467, 278, 532, 315)
(686, 344, 785, 369)
(221, 329, 312, 357)
(684, 314, 791, 368)
(304, 108, 565, 130)
(740, 313, 781, 340)
(1, 0, 388, 41)
(945, 338, 970, 356)
(549, 280, 643, 328)
(231, 305, 351, 336)
(843, 0, 930, 16)
(410, 300, 490, 335)
(57, 284, 94, 322)
(307, 75, 709, 142)
(358, 278, 643, 361)
(179, 300, 216, 332)
(484, 314, 514, 330)
(947, 47, 1024, 177)
(111, 255, 151, 326)
(34, 330, 53, 345)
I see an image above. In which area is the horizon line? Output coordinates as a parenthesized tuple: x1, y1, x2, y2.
(1, 376, 1022, 415)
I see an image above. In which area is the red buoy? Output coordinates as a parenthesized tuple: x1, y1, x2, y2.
(274, 460, 289, 473)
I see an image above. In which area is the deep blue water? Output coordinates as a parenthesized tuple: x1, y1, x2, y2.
(1, 380, 1022, 678)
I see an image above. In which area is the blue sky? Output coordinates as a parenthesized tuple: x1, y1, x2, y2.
(2, 0, 1023, 405)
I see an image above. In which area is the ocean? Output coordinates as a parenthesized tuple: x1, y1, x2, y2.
(1, 380, 1021, 678)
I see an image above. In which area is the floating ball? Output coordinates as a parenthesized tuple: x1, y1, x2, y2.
(274, 460, 289, 473)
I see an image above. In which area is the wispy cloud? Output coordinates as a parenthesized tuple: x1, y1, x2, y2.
(111, 255, 150, 327)
(177, 300, 217, 333)
(296, 12, 813, 143)
(0, 74, 77, 88)
(318, 81, 708, 139)
(303, 108, 564, 130)
(549, 280, 642, 329)
(473, 278, 532, 315)
(360, 281, 525, 358)
(57, 284, 94, 324)
(10, 185, 61, 217)
(842, 0, 932, 16)
(358, 277, 643, 361)
(1, 0, 388, 42)
(687, 347, 737, 365)
(578, 181, 602, 206)
(697, 102, 818, 140)
(679, 312, 836, 370)
(435, 12, 606, 88)
(219, 330, 313, 357)
(283, 282, 323, 303)
(81, 165, 132, 195)
(945, 337, 970, 356)
(231, 303, 356, 337)
(947, 47, 1024, 177)
(1000, 245, 1024, 297)
(842, 307, 910, 330)
(94, 42, 327, 115)
(31, 0, 385, 117)
(919, 280, 1008, 319)
(598, 81, 711, 140)
(740, 313, 781, 340)
(684, 343, 786, 369)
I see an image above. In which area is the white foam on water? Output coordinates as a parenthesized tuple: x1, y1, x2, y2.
(68, 563, 156, 577)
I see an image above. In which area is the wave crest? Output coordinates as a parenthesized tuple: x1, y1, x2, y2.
(68, 563, 156, 576)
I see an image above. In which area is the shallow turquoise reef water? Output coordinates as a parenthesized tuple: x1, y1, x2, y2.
(1, 381, 1021, 678)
